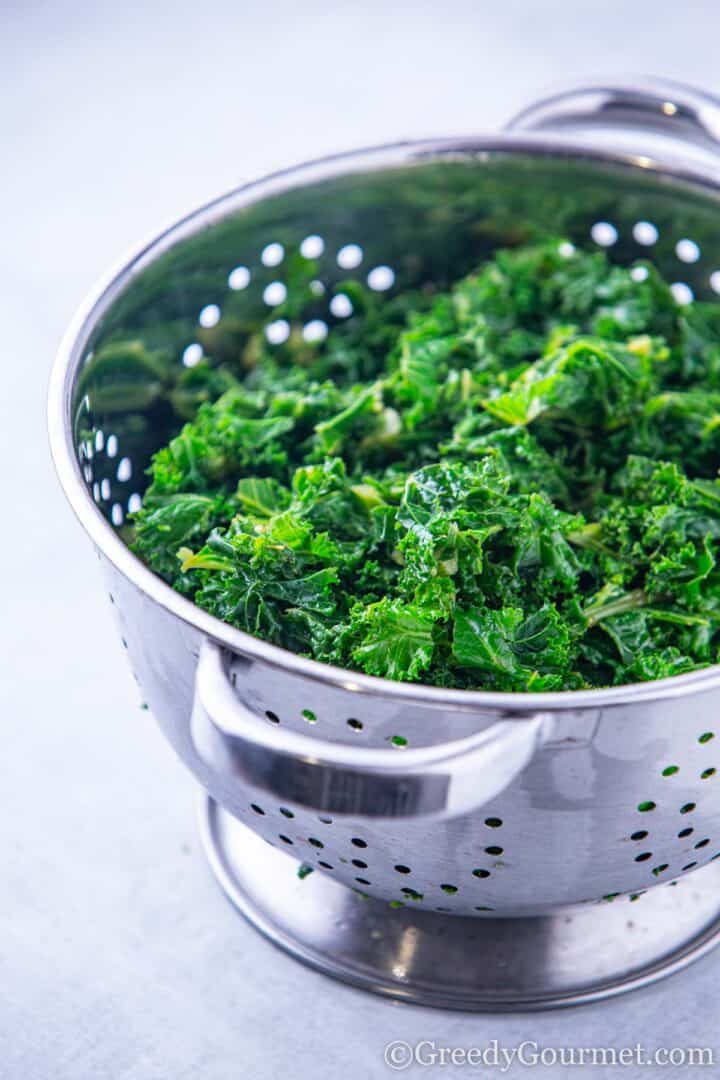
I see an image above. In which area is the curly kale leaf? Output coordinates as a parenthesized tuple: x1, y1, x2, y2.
(344, 598, 437, 682)
(129, 238, 720, 690)
(452, 604, 576, 691)
(133, 493, 233, 587)
(483, 338, 654, 429)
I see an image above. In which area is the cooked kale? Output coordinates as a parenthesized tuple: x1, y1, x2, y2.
(129, 240, 720, 690)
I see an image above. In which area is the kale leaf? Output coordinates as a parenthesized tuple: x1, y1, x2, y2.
(129, 239, 720, 689)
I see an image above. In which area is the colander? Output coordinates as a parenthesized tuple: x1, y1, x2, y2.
(49, 78, 720, 1011)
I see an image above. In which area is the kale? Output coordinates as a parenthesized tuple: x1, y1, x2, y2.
(129, 239, 720, 690)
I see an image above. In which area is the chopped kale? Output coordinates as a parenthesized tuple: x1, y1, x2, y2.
(129, 240, 720, 689)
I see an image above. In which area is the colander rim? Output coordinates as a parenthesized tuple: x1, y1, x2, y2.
(48, 132, 720, 712)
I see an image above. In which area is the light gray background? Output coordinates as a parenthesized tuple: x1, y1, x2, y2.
(3, 2, 720, 1076)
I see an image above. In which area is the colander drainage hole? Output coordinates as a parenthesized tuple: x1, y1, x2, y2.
(337, 243, 363, 270)
(308, 837, 323, 848)
(678, 827, 694, 838)
(472, 868, 491, 879)
(351, 859, 367, 869)
(683, 862, 698, 872)
(631, 830, 648, 841)
(318, 861, 333, 870)
(441, 884, 458, 895)
(355, 877, 371, 886)
(701, 767, 717, 779)
(635, 852, 652, 862)
(228, 265, 251, 290)
(265, 279, 290, 315)
(637, 801, 656, 813)
(699, 732, 715, 744)
(301, 709, 317, 724)
(300, 234, 324, 259)
(367, 266, 396, 292)
(278, 835, 293, 845)
(346, 718, 363, 732)
(261, 242, 284, 267)
(695, 838, 711, 849)
(351, 838, 368, 848)
(591, 221, 618, 247)
(318, 816, 333, 825)
(671, 283, 694, 306)
(633, 220, 658, 246)
(250, 804, 265, 815)
(394, 865, 411, 875)
(266, 320, 289, 346)
(485, 846, 503, 856)
(265, 710, 280, 724)
(401, 888, 424, 901)
(652, 864, 669, 877)
(279, 807, 294, 819)
(661, 765, 679, 777)
(484, 817, 503, 828)
(680, 802, 697, 814)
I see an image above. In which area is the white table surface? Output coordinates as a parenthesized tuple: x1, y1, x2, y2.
(4, 2, 720, 1076)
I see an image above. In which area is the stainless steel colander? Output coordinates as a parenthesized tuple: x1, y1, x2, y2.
(49, 78, 720, 1010)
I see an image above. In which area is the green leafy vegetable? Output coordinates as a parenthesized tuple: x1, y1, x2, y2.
(129, 239, 720, 689)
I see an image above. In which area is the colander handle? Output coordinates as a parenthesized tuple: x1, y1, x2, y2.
(191, 640, 549, 821)
(506, 77, 720, 160)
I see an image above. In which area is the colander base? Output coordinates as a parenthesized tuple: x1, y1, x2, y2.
(200, 796, 720, 1011)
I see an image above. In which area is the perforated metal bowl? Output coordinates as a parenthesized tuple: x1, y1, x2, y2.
(50, 78, 720, 1009)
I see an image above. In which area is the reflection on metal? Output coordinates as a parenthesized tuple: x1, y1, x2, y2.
(201, 799, 720, 1010)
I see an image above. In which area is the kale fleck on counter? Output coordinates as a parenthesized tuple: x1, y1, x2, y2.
(130, 241, 720, 690)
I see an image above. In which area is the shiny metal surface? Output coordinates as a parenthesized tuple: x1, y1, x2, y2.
(49, 77, 720, 1003)
(97, 558, 720, 918)
(202, 797, 720, 1011)
(506, 76, 720, 160)
(193, 639, 548, 820)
